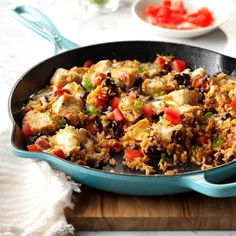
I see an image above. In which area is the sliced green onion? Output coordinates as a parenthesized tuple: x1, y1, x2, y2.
(133, 99, 143, 111)
(84, 105, 97, 116)
(178, 85, 185, 90)
(82, 79, 93, 91)
(154, 91, 166, 98)
(204, 112, 213, 118)
(58, 118, 67, 126)
(213, 137, 223, 149)
(137, 66, 147, 73)
(190, 145, 198, 153)
(161, 153, 172, 163)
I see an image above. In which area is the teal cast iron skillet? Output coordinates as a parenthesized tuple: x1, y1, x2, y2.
(9, 6, 236, 197)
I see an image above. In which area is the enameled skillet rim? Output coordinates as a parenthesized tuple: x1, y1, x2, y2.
(9, 40, 236, 178)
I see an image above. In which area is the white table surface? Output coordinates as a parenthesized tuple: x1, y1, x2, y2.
(1, 0, 236, 235)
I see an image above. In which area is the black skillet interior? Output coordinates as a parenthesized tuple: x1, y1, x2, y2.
(9, 41, 236, 175)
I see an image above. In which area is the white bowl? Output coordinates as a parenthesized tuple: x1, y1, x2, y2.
(131, 0, 231, 38)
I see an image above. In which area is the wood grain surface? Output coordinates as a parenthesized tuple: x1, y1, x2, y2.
(65, 185, 236, 230)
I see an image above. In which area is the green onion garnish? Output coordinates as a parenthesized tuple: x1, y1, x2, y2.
(213, 137, 223, 149)
(82, 79, 93, 91)
(84, 105, 97, 116)
(137, 66, 147, 73)
(133, 99, 143, 111)
(58, 118, 67, 126)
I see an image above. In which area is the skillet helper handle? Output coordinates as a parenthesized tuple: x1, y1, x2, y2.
(12, 5, 79, 54)
(181, 174, 236, 198)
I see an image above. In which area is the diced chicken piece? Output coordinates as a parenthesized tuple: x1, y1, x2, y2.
(86, 85, 108, 107)
(50, 126, 96, 158)
(111, 67, 139, 88)
(90, 60, 112, 74)
(50, 126, 93, 157)
(50, 67, 87, 87)
(51, 93, 83, 125)
(229, 86, 236, 100)
(118, 96, 142, 122)
(23, 110, 58, 135)
(178, 105, 202, 115)
(152, 122, 183, 142)
(112, 60, 140, 68)
(63, 82, 84, 100)
(192, 67, 206, 77)
(121, 119, 150, 145)
(142, 76, 177, 95)
(168, 89, 199, 106)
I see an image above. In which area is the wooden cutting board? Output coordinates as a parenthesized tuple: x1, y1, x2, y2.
(65, 182, 236, 231)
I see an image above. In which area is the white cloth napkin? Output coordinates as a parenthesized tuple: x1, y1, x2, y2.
(0, 130, 80, 236)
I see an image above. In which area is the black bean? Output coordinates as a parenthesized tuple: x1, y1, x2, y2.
(133, 77, 143, 88)
(221, 113, 231, 121)
(26, 136, 38, 144)
(145, 146, 163, 170)
(214, 152, 224, 165)
(173, 73, 190, 86)
(106, 72, 111, 77)
(227, 154, 235, 162)
(110, 120, 118, 130)
(147, 96, 154, 101)
(130, 144, 139, 150)
(164, 64, 172, 74)
(95, 117, 103, 131)
(182, 73, 190, 80)
(186, 85, 193, 90)
(172, 130, 182, 144)
(152, 114, 161, 122)
(80, 91, 89, 100)
(204, 107, 217, 114)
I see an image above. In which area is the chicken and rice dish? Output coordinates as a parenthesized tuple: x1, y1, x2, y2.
(21, 55, 236, 175)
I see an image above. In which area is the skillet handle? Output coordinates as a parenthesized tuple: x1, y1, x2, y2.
(12, 5, 79, 54)
(181, 174, 236, 198)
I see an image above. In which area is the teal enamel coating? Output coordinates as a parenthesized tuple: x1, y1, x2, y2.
(12, 6, 79, 53)
(11, 145, 236, 197)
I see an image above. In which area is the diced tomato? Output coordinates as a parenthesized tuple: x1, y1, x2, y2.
(142, 103, 155, 117)
(27, 144, 39, 152)
(162, 0, 171, 8)
(164, 107, 181, 125)
(35, 136, 50, 150)
(187, 8, 213, 27)
(172, 0, 186, 14)
(83, 60, 94, 68)
(86, 121, 98, 135)
(110, 97, 121, 110)
(112, 108, 124, 122)
(53, 149, 65, 158)
(125, 149, 144, 161)
(156, 56, 166, 69)
(192, 76, 207, 89)
(22, 123, 33, 136)
(144, 1, 213, 30)
(229, 98, 236, 110)
(144, 5, 159, 17)
(196, 135, 209, 145)
(93, 97, 108, 107)
(53, 88, 70, 97)
(171, 59, 186, 72)
(23, 104, 33, 113)
(94, 73, 107, 86)
(157, 7, 171, 18)
(129, 90, 138, 99)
